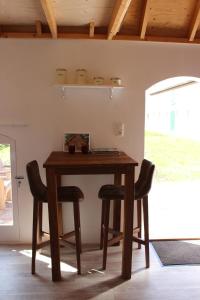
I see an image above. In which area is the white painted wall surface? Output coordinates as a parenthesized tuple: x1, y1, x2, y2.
(0, 39, 200, 243)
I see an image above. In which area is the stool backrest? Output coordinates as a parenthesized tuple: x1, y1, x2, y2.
(26, 160, 47, 200)
(135, 159, 155, 199)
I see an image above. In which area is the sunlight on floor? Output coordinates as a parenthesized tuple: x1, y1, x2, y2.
(183, 240, 200, 246)
(87, 268, 105, 275)
(19, 249, 77, 273)
(149, 181, 200, 239)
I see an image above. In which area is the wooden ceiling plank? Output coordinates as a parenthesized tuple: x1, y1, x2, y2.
(40, 0, 57, 39)
(140, 0, 151, 39)
(108, 0, 133, 40)
(89, 21, 95, 37)
(188, 0, 200, 41)
(35, 20, 42, 36)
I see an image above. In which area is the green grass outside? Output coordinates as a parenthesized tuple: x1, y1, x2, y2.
(0, 144, 10, 166)
(145, 131, 200, 182)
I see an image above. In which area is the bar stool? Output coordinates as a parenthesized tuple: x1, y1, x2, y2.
(98, 159, 155, 270)
(26, 160, 84, 275)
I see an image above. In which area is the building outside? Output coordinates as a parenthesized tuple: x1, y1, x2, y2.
(146, 81, 200, 141)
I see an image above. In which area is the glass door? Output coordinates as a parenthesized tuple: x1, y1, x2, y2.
(0, 134, 19, 241)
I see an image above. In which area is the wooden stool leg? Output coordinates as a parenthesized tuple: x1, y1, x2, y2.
(102, 200, 110, 270)
(32, 200, 39, 274)
(38, 202, 43, 243)
(73, 202, 81, 275)
(113, 199, 121, 246)
(100, 200, 106, 249)
(137, 200, 142, 249)
(143, 195, 150, 268)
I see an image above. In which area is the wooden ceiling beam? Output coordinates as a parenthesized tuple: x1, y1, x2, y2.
(89, 21, 95, 37)
(0, 32, 50, 38)
(0, 32, 199, 45)
(114, 34, 200, 45)
(35, 20, 42, 36)
(2, 29, 200, 46)
(188, 0, 200, 41)
(40, 0, 57, 39)
(140, 0, 151, 39)
(107, 0, 132, 40)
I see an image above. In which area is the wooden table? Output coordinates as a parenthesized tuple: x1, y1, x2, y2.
(43, 151, 138, 281)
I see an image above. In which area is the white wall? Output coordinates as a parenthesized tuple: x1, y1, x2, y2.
(0, 39, 200, 243)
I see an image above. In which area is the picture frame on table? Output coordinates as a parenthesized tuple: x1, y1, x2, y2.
(64, 133, 90, 152)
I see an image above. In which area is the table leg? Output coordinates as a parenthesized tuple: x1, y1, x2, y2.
(46, 168, 61, 281)
(113, 172, 122, 246)
(122, 165, 135, 279)
(56, 175, 63, 236)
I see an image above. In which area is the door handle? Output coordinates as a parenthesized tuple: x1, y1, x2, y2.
(15, 176, 24, 180)
(15, 176, 24, 187)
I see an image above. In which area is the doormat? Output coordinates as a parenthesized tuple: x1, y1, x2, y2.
(152, 240, 200, 265)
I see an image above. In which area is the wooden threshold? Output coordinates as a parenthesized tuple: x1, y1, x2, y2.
(151, 237, 200, 242)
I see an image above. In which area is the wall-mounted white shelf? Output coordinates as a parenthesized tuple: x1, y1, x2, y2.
(56, 84, 125, 99)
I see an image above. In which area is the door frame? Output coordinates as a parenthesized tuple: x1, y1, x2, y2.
(0, 134, 20, 242)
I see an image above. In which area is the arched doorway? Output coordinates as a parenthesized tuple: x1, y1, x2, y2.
(145, 76, 200, 240)
(0, 134, 19, 242)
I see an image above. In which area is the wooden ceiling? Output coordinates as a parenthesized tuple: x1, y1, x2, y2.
(1, 0, 200, 44)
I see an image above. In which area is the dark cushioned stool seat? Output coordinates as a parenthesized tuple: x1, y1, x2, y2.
(98, 185, 125, 200)
(58, 186, 84, 202)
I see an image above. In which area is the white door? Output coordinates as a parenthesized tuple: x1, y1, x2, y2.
(0, 134, 19, 241)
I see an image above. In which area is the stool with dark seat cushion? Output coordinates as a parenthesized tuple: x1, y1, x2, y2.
(26, 160, 84, 275)
(98, 159, 155, 270)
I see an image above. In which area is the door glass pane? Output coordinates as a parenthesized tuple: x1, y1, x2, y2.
(0, 144, 13, 225)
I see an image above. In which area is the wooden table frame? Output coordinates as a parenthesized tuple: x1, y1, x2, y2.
(44, 151, 138, 281)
